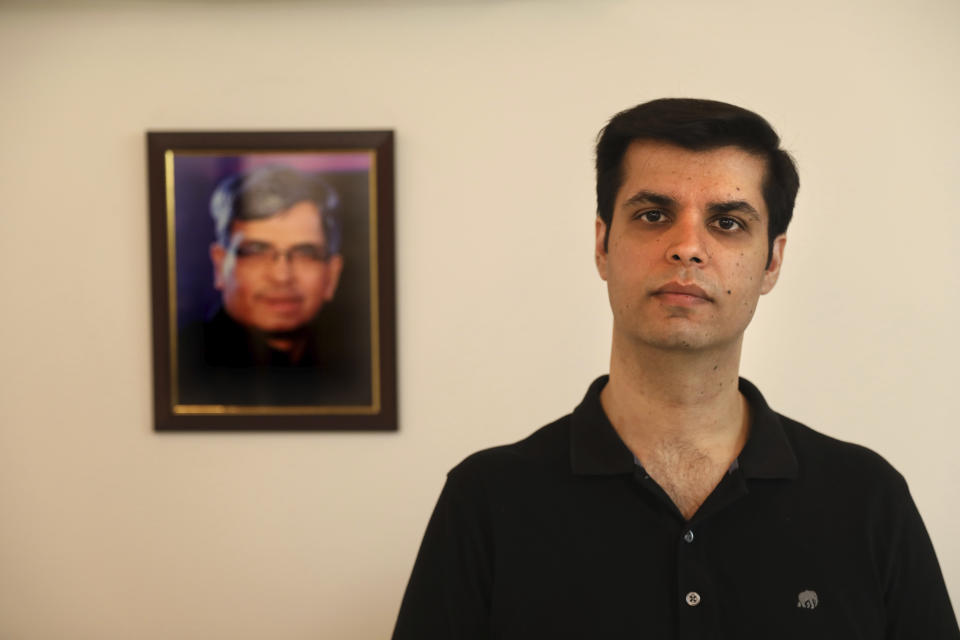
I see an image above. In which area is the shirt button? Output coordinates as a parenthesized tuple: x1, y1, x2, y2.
(683, 529, 695, 543)
(685, 591, 701, 607)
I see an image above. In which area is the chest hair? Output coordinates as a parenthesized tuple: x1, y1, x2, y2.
(640, 439, 731, 521)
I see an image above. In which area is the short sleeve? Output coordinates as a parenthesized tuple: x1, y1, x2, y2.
(882, 479, 960, 639)
(392, 469, 495, 640)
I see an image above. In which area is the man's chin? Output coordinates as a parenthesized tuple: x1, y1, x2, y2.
(258, 322, 309, 337)
(634, 329, 742, 354)
(224, 306, 316, 336)
(240, 313, 311, 335)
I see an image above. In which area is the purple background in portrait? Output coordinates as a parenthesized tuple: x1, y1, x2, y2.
(173, 152, 373, 333)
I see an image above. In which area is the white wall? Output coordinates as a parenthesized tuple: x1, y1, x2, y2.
(1, 0, 957, 637)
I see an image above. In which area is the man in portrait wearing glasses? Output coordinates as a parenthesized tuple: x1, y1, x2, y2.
(178, 164, 371, 406)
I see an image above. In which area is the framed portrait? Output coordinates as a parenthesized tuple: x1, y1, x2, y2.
(147, 131, 396, 431)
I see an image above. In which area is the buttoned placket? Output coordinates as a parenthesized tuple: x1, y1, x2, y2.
(631, 462, 750, 640)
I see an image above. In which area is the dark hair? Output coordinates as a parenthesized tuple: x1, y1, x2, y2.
(595, 98, 799, 260)
(209, 165, 341, 254)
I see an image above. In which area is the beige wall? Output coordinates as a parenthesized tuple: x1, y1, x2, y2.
(1, 0, 957, 637)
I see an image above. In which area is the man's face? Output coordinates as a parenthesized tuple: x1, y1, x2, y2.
(595, 140, 786, 353)
(210, 200, 343, 334)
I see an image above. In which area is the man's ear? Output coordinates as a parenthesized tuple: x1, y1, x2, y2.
(760, 234, 787, 295)
(210, 243, 226, 290)
(595, 217, 609, 281)
(323, 254, 344, 301)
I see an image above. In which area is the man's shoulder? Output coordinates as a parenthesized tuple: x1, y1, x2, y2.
(446, 412, 574, 488)
(778, 412, 907, 490)
(178, 309, 254, 367)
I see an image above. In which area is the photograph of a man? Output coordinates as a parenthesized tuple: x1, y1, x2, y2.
(207, 166, 344, 366)
(175, 160, 373, 408)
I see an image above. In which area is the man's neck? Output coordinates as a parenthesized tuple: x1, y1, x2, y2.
(600, 334, 750, 520)
(265, 334, 308, 363)
(600, 334, 748, 466)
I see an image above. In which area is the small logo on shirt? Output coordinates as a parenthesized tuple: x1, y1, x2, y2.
(797, 590, 819, 610)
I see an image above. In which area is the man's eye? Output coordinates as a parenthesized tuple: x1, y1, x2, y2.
(289, 245, 326, 262)
(714, 217, 743, 231)
(235, 242, 272, 257)
(638, 210, 665, 223)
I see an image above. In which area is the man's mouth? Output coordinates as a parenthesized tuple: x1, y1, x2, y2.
(259, 295, 303, 312)
(652, 282, 713, 305)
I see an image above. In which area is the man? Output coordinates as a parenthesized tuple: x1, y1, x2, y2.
(393, 99, 959, 638)
(178, 165, 370, 406)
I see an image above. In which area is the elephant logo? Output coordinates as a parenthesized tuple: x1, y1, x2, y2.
(797, 590, 819, 610)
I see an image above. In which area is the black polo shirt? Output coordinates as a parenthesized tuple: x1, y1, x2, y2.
(393, 376, 959, 639)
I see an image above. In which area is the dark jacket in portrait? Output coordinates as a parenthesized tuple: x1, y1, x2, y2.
(177, 307, 372, 407)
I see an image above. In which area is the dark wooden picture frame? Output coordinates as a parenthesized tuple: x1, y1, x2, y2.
(147, 131, 396, 431)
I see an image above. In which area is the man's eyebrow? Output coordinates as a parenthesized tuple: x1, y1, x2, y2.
(621, 190, 677, 209)
(708, 200, 761, 221)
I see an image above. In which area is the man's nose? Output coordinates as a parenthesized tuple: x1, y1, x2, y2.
(268, 252, 296, 281)
(665, 216, 709, 266)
